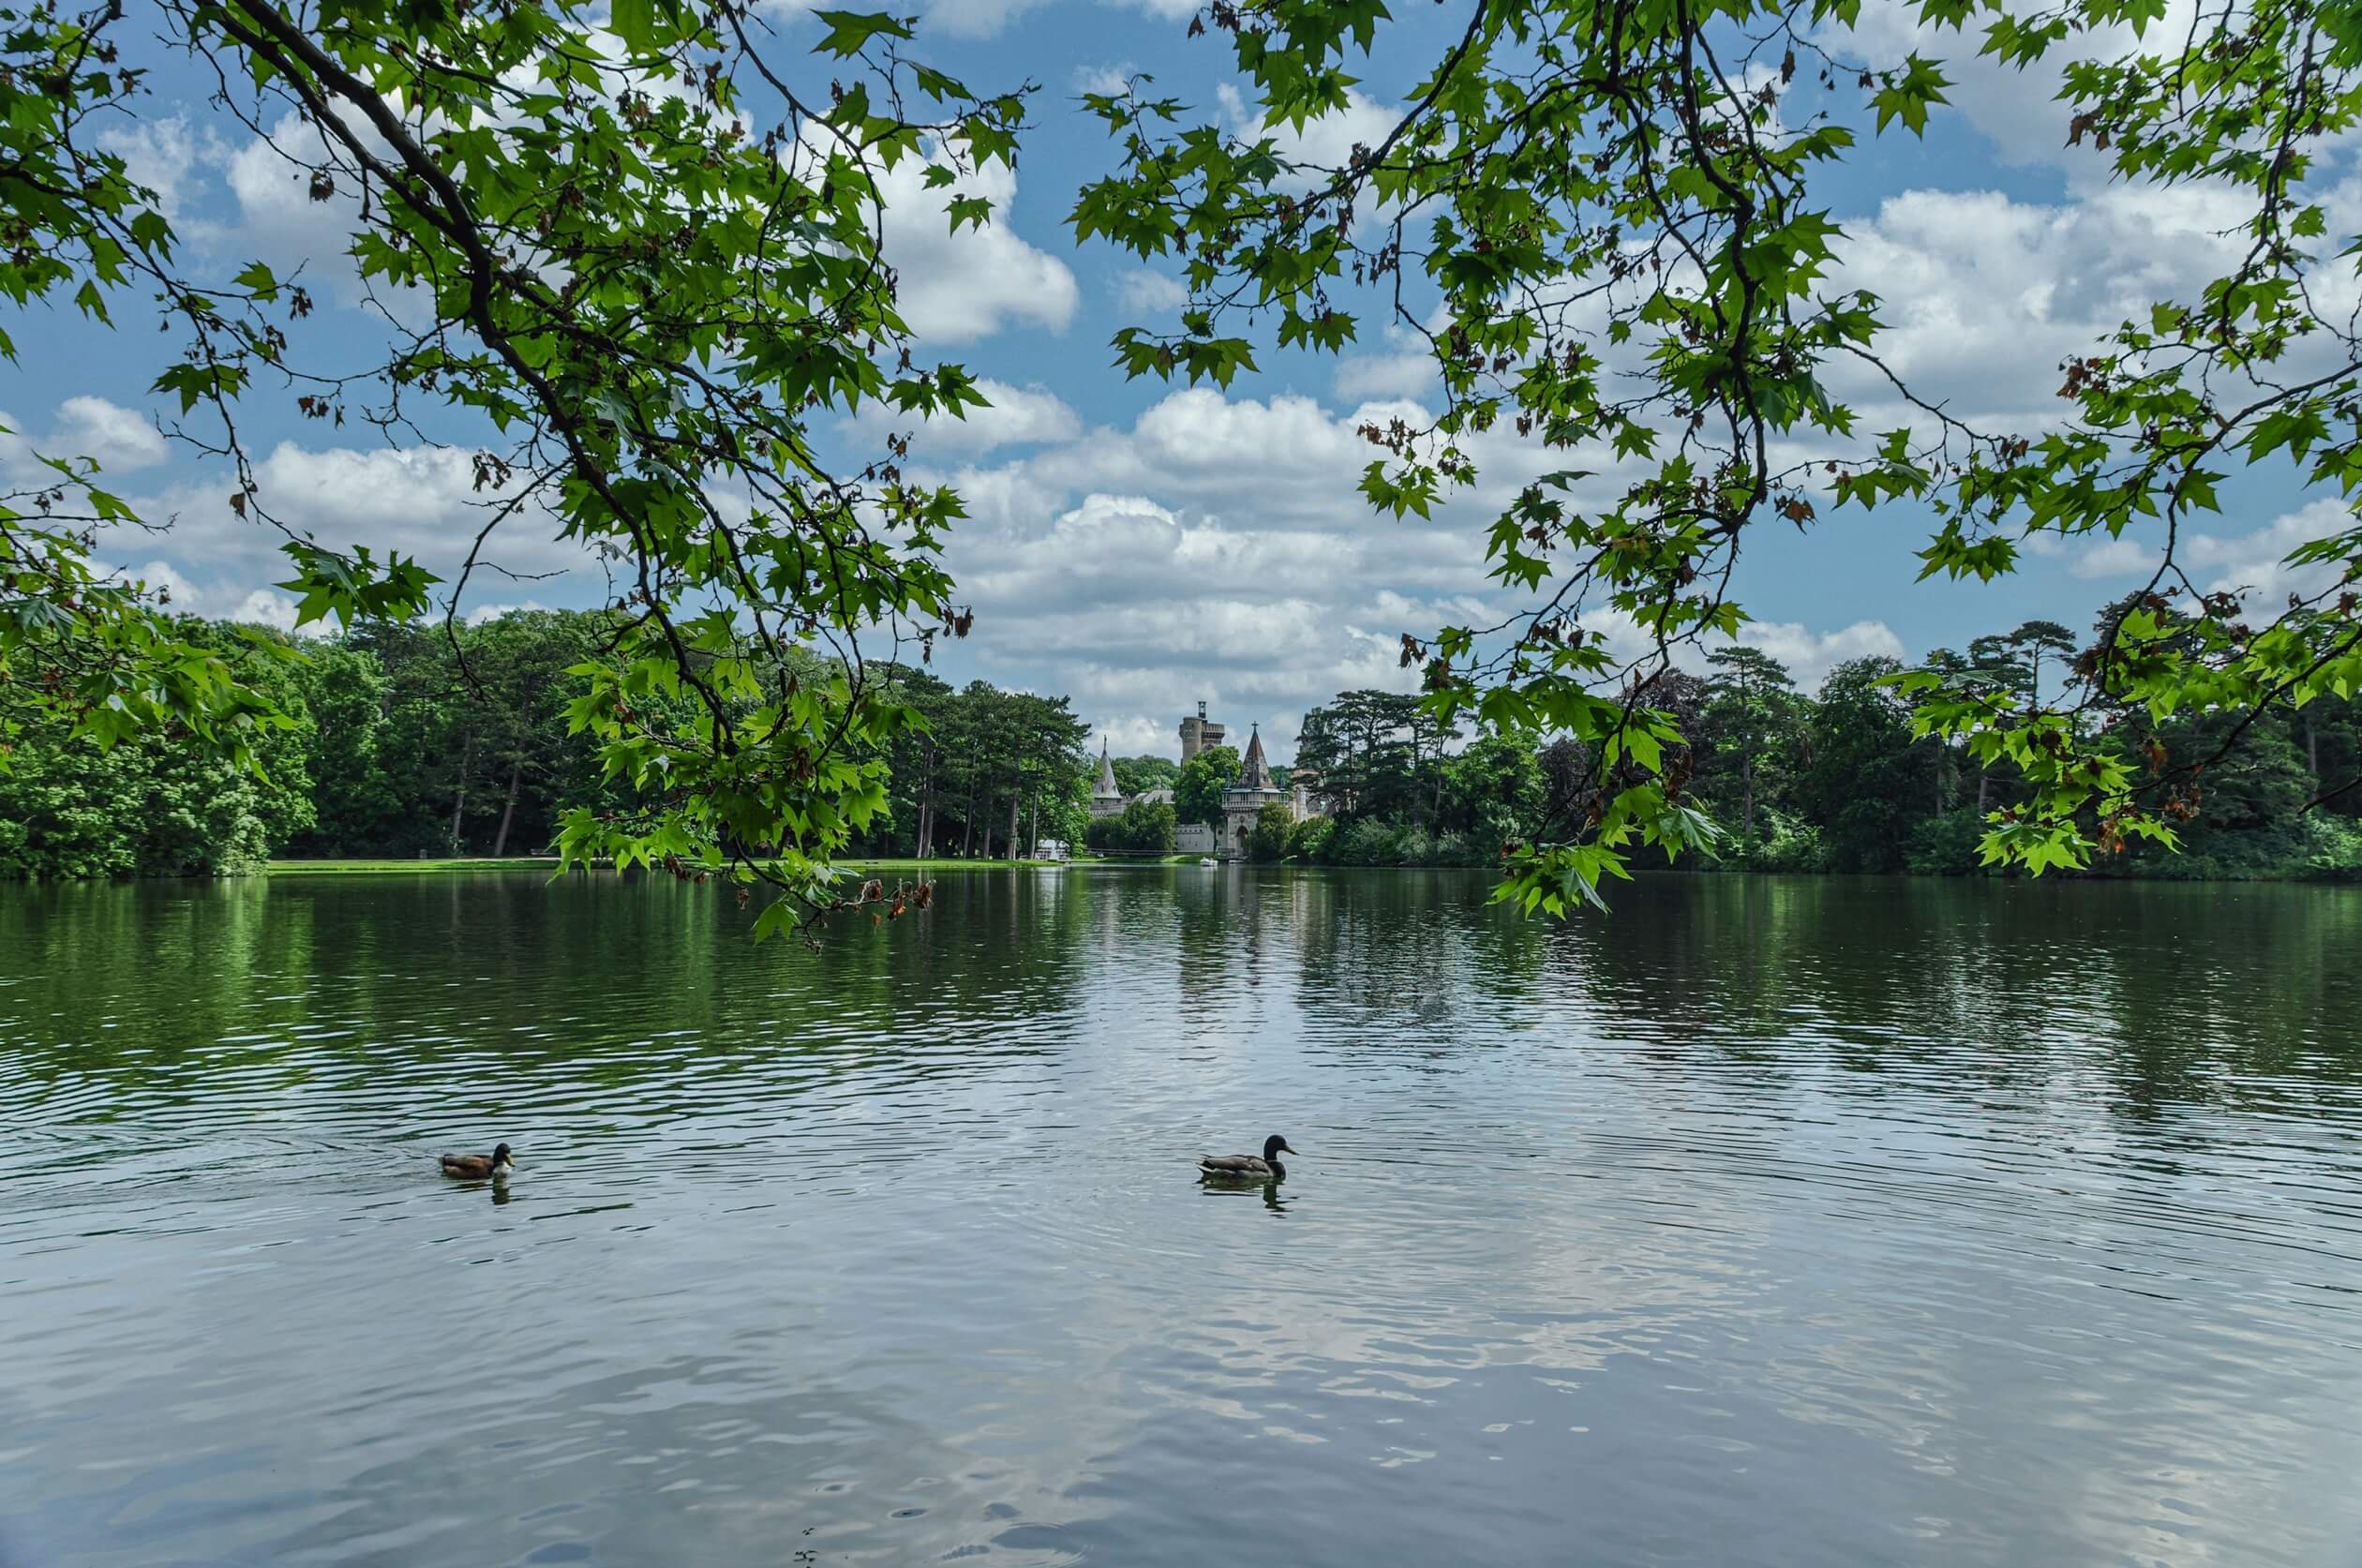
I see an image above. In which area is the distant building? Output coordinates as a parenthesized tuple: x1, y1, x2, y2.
(1089, 743, 1127, 821)
(1219, 724, 1288, 857)
(1178, 700, 1226, 762)
(1091, 703, 1315, 859)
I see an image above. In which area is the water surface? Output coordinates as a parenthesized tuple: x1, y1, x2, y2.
(4, 870, 2360, 1567)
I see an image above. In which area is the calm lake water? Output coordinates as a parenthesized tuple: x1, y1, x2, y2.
(3, 869, 2360, 1568)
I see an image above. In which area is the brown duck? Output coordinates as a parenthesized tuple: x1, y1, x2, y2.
(1198, 1135, 1298, 1182)
(440, 1142, 515, 1180)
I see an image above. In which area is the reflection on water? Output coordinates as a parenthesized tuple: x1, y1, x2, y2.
(3, 869, 2361, 1567)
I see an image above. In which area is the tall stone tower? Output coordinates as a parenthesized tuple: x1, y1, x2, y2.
(1178, 700, 1227, 762)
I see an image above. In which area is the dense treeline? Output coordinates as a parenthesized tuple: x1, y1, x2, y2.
(0, 611, 1094, 877)
(1267, 616, 2362, 881)
(7, 609, 2358, 881)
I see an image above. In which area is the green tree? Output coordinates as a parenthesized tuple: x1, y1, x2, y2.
(1116, 797, 1177, 855)
(285, 640, 394, 856)
(1797, 659, 1936, 874)
(1699, 648, 1800, 844)
(1174, 744, 1241, 829)
(2008, 620, 2081, 710)
(1438, 734, 1546, 848)
(1295, 692, 1416, 820)
(5, 0, 1031, 934)
(1077, 0, 2362, 903)
(467, 611, 605, 857)
(0, 620, 315, 876)
(1247, 801, 1293, 861)
(1111, 754, 1180, 796)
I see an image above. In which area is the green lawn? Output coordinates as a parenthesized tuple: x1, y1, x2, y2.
(267, 856, 1088, 875)
(266, 858, 567, 874)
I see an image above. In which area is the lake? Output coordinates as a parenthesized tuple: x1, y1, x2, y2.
(3, 869, 2359, 1567)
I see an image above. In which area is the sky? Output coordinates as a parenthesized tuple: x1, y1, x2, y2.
(2, 0, 2352, 762)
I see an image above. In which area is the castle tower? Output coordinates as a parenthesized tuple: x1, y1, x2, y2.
(1235, 724, 1274, 791)
(1178, 699, 1226, 762)
(1089, 739, 1126, 819)
(1220, 722, 1291, 857)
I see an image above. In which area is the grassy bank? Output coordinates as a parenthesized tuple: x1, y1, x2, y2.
(266, 856, 1093, 875)
(266, 858, 566, 874)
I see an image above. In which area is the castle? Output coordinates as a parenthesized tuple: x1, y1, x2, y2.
(1092, 702, 1321, 857)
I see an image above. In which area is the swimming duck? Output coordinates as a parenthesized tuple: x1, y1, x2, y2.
(1198, 1135, 1298, 1182)
(440, 1142, 514, 1180)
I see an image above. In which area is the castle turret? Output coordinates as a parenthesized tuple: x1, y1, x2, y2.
(1235, 724, 1274, 792)
(1089, 739, 1127, 819)
(1178, 700, 1226, 762)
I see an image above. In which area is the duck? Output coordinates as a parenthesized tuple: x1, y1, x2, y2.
(1198, 1135, 1298, 1182)
(440, 1142, 515, 1180)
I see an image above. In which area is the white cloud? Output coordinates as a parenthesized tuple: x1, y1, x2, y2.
(1216, 82, 1401, 191)
(2188, 500, 2360, 605)
(52, 397, 169, 471)
(920, 0, 1056, 37)
(117, 439, 597, 628)
(877, 149, 1079, 344)
(466, 599, 554, 624)
(227, 588, 302, 629)
(844, 379, 1082, 456)
(2019, 530, 2159, 580)
(1072, 63, 1137, 97)
(1115, 268, 1188, 314)
(95, 114, 217, 220)
(1829, 0, 2220, 182)
(1822, 183, 2260, 431)
(0, 396, 167, 477)
(220, 111, 372, 295)
(114, 560, 297, 627)
(1334, 321, 1442, 401)
(1090, 712, 1180, 757)
(1737, 620, 1906, 693)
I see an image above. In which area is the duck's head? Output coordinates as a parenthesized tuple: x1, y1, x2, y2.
(1263, 1135, 1298, 1162)
(491, 1142, 515, 1172)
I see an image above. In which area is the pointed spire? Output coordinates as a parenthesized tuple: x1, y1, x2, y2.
(1093, 739, 1122, 800)
(1236, 724, 1274, 791)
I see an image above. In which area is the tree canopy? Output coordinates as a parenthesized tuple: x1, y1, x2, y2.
(12, 0, 2362, 923)
(2, 0, 1024, 936)
(1076, 0, 2362, 911)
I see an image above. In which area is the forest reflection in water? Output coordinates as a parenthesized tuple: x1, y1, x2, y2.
(1, 868, 2356, 1568)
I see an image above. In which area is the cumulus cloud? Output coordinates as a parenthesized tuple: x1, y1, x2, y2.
(1072, 63, 1138, 97)
(942, 490, 1424, 755)
(1820, 183, 2267, 432)
(1215, 82, 1401, 187)
(1, 397, 167, 476)
(843, 379, 1083, 457)
(52, 397, 170, 471)
(877, 150, 1079, 344)
(1831, 0, 2203, 181)
(94, 114, 219, 220)
(112, 559, 299, 628)
(1114, 268, 1188, 314)
(217, 111, 380, 300)
(2020, 530, 2160, 581)
(2188, 500, 2360, 605)
(117, 439, 598, 627)
(1736, 620, 1907, 693)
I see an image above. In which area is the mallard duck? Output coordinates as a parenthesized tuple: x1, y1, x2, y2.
(440, 1142, 514, 1180)
(1198, 1135, 1298, 1182)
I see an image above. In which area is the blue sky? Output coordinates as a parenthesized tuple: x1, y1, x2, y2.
(2, 0, 2348, 759)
